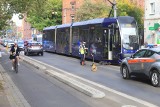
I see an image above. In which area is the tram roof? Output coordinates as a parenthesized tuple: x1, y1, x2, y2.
(57, 23, 72, 28)
(72, 17, 117, 27)
(72, 18, 105, 27)
(43, 17, 118, 30)
(102, 18, 117, 27)
(43, 26, 56, 30)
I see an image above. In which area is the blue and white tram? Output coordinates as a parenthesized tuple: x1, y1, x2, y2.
(43, 16, 139, 64)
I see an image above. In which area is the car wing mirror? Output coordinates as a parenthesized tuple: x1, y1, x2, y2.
(130, 55, 134, 58)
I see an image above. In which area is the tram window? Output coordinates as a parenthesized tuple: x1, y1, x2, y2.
(72, 28, 79, 44)
(129, 35, 137, 43)
(90, 25, 103, 44)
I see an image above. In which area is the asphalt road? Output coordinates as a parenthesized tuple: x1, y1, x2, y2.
(0, 52, 94, 107)
(0, 45, 159, 107)
(1, 48, 142, 107)
(27, 52, 160, 106)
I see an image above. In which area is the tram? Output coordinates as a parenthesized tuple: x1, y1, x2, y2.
(43, 16, 139, 64)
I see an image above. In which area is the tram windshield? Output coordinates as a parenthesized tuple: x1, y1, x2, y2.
(118, 17, 139, 50)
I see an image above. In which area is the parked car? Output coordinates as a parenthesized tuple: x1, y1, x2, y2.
(7, 40, 14, 48)
(24, 42, 43, 56)
(3, 40, 8, 47)
(17, 41, 24, 51)
(120, 48, 160, 87)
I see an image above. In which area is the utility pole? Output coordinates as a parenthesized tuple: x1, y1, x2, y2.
(113, 0, 117, 18)
(107, 0, 117, 18)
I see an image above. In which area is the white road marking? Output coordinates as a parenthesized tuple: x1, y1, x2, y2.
(24, 56, 159, 107)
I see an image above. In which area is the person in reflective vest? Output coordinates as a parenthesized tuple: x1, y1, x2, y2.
(79, 41, 87, 65)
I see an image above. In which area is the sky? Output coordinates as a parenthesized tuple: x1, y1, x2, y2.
(12, 14, 22, 27)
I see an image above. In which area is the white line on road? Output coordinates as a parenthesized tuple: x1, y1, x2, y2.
(23, 56, 159, 107)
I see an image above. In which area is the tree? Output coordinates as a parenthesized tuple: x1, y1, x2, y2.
(0, 0, 13, 30)
(75, 0, 144, 28)
(117, 0, 144, 28)
(0, 0, 62, 31)
(0, 0, 32, 30)
(75, 0, 110, 21)
(26, 0, 62, 31)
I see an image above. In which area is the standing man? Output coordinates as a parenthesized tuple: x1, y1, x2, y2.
(79, 41, 87, 65)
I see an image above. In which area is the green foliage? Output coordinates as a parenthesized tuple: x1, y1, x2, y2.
(0, 0, 62, 31)
(76, 0, 144, 28)
(26, 0, 62, 31)
(0, 0, 13, 30)
(75, 0, 110, 21)
(117, 0, 144, 28)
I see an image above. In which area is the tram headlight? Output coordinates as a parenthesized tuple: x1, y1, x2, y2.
(123, 49, 127, 53)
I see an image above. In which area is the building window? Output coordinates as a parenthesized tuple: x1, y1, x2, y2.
(71, 15, 75, 23)
(70, 1, 76, 10)
(71, 4, 75, 10)
(150, 2, 155, 14)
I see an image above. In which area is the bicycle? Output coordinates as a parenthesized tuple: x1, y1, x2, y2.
(11, 53, 18, 73)
(14, 56, 18, 73)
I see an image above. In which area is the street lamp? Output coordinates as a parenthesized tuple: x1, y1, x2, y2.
(52, 11, 58, 18)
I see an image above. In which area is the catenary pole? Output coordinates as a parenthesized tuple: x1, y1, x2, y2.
(113, 0, 117, 18)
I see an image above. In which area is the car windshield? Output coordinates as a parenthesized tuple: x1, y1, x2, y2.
(8, 41, 14, 43)
(31, 43, 41, 46)
(18, 42, 24, 44)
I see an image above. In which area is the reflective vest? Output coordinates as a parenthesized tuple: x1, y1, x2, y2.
(79, 45, 85, 54)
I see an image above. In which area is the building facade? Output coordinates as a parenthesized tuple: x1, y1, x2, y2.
(144, 0, 160, 45)
(62, 0, 144, 24)
(62, 0, 110, 24)
(21, 14, 32, 40)
(21, 14, 41, 40)
(62, 0, 83, 24)
(130, 0, 144, 7)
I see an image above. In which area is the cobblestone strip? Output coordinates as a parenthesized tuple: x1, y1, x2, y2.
(0, 65, 31, 107)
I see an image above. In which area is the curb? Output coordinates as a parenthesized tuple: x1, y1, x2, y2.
(47, 70, 105, 98)
(21, 56, 105, 98)
(21, 57, 46, 70)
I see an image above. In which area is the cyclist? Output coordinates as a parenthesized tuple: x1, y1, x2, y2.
(10, 43, 20, 70)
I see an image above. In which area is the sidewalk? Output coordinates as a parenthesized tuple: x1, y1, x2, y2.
(0, 69, 11, 107)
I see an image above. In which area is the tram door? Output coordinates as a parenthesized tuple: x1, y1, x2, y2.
(104, 28, 113, 60)
(103, 26, 121, 60)
(103, 29, 109, 59)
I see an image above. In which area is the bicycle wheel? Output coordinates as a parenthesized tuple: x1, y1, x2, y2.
(14, 58, 18, 73)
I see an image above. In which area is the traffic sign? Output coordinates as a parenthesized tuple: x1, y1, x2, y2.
(149, 27, 155, 30)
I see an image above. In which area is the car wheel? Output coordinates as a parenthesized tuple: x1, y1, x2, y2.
(26, 51, 30, 56)
(41, 52, 43, 56)
(24, 52, 26, 55)
(37, 53, 40, 56)
(151, 70, 160, 87)
(122, 65, 130, 79)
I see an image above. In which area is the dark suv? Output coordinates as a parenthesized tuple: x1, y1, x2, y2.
(24, 42, 43, 56)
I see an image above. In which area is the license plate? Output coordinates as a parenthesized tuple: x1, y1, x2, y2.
(32, 46, 39, 49)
